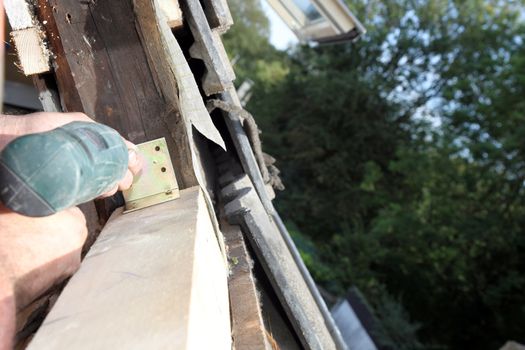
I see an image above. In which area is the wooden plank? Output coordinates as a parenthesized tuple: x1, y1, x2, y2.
(27, 187, 231, 350)
(132, 0, 228, 263)
(5, 0, 51, 75)
(9, 28, 50, 75)
(4, 0, 34, 29)
(32, 74, 60, 112)
(34, 0, 83, 111)
(221, 175, 337, 350)
(213, 91, 349, 349)
(200, 0, 233, 34)
(159, 0, 183, 28)
(181, 0, 235, 95)
(218, 87, 276, 215)
(132, 0, 225, 150)
(34, 0, 198, 189)
(221, 220, 271, 350)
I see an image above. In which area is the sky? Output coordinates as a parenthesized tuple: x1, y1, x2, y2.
(260, 0, 299, 50)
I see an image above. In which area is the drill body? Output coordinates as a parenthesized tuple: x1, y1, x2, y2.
(0, 122, 128, 217)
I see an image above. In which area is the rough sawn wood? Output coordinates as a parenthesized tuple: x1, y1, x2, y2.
(27, 187, 231, 350)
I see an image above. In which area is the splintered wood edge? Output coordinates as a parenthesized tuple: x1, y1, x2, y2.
(11, 27, 51, 75)
(158, 0, 183, 29)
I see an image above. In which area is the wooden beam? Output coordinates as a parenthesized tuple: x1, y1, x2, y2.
(5, 0, 51, 75)
(181, 0, 235, 96)
(132, 0, 228, 263)
(222, 175, 337, 350)
(221, 220, 272, 350)
(200, 0, 233, 34)
(27, 187, 231, 350)
(158, 0, 183, 28)
(34, 0, 198, 189)
(133, 0, 225, 151)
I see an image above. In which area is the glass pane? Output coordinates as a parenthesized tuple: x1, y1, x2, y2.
(292, 0, 322, 21)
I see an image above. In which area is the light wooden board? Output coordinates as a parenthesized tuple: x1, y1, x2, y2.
(5, 0, 51, 75)
(4, 0, 34, 29)
(158, 0, 183, 28)
(27, 187, 231, 350)
(10, 28, 50, 76)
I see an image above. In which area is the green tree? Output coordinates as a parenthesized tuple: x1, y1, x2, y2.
(223, 0, 288, 87)
(225, 0, 525, 349)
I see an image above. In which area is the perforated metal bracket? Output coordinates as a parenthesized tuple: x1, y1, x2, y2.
(123, 138, 180, 213)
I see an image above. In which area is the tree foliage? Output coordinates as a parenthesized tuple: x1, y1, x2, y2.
(224, 1, 525, 349)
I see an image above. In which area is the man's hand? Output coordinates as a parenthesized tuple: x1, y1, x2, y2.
(0, 205, 88, 349)
(0, 206, 88, 308)
(0, 112, 143, 195)
(0, 112, 143, 349)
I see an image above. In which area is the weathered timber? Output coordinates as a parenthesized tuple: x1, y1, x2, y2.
(200, 0, 234, 34)
(28, 187, 231, 350)
(35, 0, 198, 188)
(216, 87, 349, 350)
(221, 219, 271, 350)
(133, 0, 225, 150)
(31, 75, 60, 112)
(34, 0, 83, 111)
(180, 0, 235, 95)
(133, 0, 228, 262)
(221, 174, 337, 350)
(219, 87, 275, 215)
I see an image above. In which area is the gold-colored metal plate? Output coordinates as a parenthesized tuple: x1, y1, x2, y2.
(123, 138, 180, 213)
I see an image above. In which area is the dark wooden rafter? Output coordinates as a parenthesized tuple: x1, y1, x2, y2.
(33, 0, 197, 189)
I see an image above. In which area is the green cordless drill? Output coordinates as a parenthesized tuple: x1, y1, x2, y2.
(0, 121, 129, 217)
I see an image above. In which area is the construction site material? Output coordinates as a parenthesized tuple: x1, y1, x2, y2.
(221, 174, 337, 350)
(221, 219, 272, 350)
(182, 0, 235, 95)
(133, 0, 225, 151)
(201, 0, 233, 34)
(215, 88, 347, 350)
(5, 0, 349, 348)
(36, 0, 197, 189)
(158, 0, 183, 28)
(122, 138, 180, 213)
(4, 0, 51, 75)
(133, 0, 228, 262)
(27, 187, 231, 350)
(217, 87, 276, 215)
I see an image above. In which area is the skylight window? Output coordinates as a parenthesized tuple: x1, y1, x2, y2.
(292, 0, 323, 22)
(266, 0, 366, 43)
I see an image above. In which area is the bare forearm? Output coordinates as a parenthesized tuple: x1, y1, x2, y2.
(0, 112, 94, 150)
(0, 276, 15, 350)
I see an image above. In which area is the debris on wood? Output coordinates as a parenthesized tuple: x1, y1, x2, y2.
(5, 0, 51, 75)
